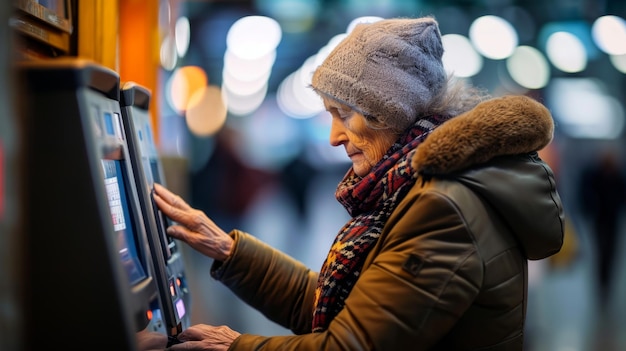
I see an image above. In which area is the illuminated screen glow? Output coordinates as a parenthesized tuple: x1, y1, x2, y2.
(176, 298, 186, 318)
(102, 159, 147, 285)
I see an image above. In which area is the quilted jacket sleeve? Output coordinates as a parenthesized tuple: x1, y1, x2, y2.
(212, 190, 484, 351)
(211, 230, 319, 334)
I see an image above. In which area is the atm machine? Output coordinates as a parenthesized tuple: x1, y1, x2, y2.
(18, 58, 167, 350)
(119, 82, 192, 336)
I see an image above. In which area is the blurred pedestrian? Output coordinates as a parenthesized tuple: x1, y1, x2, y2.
(578, 149, 626, 311)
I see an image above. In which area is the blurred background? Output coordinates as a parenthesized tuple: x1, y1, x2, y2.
(3, 0, 626, 350)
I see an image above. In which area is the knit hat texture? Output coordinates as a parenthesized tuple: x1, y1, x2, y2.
(311, 17, 447, 132)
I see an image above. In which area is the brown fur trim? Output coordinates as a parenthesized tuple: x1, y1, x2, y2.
(412, 95, 554, 174)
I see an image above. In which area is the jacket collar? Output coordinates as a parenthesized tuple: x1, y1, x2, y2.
(412, 95, 554, 175)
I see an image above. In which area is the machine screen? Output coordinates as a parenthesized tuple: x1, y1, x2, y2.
(102, 159, 147, 285)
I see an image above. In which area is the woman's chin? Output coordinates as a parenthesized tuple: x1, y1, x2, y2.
(351, 163, 372, 178)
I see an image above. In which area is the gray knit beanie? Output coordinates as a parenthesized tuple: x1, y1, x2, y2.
(311, 17, 447, 132)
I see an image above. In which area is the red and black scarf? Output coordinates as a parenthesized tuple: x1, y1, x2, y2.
(311, 116, 445, 332)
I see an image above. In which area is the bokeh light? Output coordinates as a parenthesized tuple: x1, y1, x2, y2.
(469, 15, 518, 60)
(441, 34, 482, 78)
(186, 85, 227, 137)
(506, 45, 550, 89)
(545, 31, 587, 73)
(166, 65, 208, 114)
(592, 15, 626, 55)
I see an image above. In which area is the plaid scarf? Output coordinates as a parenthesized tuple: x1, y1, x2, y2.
(312, 116, 444, 332)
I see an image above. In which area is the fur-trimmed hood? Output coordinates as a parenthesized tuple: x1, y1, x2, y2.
(412, 95, 554, 174)
(412, 95, 563, 261)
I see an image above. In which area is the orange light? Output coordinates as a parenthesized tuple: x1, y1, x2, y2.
(168, 66, 208, 114)
(146, 309, 153, 321)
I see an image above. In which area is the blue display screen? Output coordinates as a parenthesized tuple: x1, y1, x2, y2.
(102, 159, 147, 285)
(104, 112, 115, 135)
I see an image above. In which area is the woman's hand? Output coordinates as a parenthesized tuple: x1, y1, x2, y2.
(153, 183, 234, 261)
(168, 324, 241, 351)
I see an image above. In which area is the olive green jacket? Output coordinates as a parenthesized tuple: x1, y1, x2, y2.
(211, 95, 565, 350)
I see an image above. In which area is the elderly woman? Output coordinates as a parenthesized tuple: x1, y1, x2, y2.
(154, 16, 564, 351)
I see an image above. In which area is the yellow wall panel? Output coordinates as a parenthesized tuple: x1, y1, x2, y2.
(77, 0, 119, 71)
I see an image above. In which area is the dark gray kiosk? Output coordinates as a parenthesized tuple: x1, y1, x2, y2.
(119, 82, 192, 337)
(18, 58, 166, 350)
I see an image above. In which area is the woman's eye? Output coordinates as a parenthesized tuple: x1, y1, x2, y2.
(329, 108, 345, 119)
(338, 110, 352, 120)
(327, 106, 352, 120)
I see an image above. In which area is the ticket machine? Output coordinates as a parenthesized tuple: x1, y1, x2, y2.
(18, 58, 165, 350)
(119, 82, 192, 336)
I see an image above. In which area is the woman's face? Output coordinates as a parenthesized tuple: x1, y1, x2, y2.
(324, 99, 398, 177)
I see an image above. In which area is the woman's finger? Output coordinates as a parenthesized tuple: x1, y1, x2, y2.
(153, 193, 182, 219)
(154, 183, 193, 211)
(164, 225, 187, 241)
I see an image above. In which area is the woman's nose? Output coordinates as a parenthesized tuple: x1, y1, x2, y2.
(329, 117, 347, 147)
